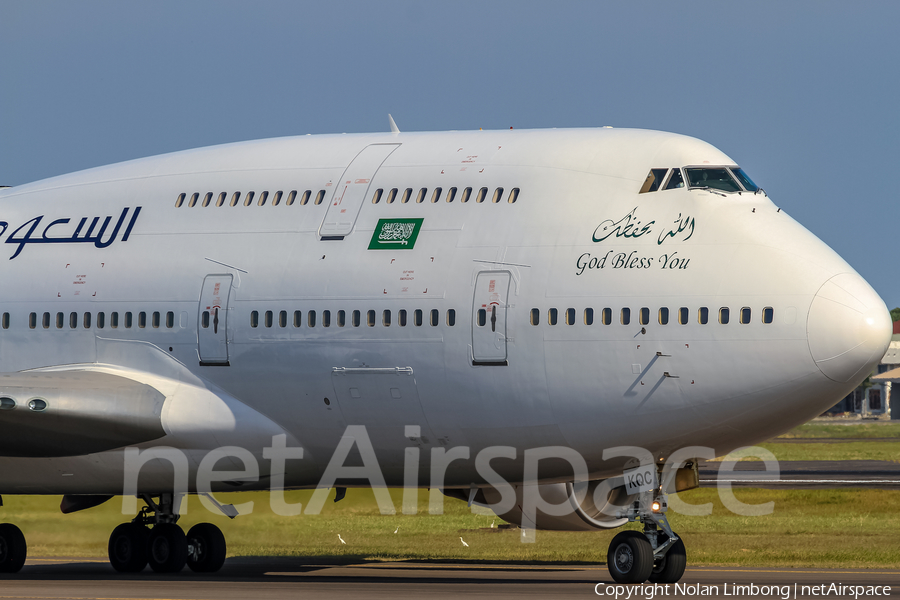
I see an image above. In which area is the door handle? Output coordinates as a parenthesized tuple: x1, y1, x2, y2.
(213, 307, 219, 334)
(491, 305, 497, 332)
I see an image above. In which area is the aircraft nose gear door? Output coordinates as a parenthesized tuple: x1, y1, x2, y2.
(198, 274, 233, 366)
(472, 271, 511, 365)
(319, 143, 400, 239)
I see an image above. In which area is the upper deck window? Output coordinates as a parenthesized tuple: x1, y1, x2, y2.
(685, 168, 741, 193)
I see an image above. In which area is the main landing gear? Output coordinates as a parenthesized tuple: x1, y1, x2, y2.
(0, 522, 27, 574)
(607, 475, 686, 584)
(108, 493, 227, 573)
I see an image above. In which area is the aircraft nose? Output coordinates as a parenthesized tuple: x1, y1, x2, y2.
(807, 273, 892, 383)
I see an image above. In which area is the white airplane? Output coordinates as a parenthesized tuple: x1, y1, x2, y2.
(0, 122, 891, 582)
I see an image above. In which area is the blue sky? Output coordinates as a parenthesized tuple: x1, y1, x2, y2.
(2, 1, 898, 309)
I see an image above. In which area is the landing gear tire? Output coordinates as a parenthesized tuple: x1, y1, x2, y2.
(0, 523, 27, 574)
(186, 523, 226, 573)
(607, 530, 653, 584)
(147, 523, 187, 573)
(108, 523, 150, 573)
(648, 532, 686, 584)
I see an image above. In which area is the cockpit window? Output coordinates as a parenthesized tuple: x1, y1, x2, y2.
(639, 169, 669, 193)
(685, 168, 742, 193)
(664, 168, 684, 190)
(731, 168, 759, 192)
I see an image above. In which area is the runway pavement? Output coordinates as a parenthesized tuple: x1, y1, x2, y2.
(698, 460, 900, 489)
(0, 558, 897, 599)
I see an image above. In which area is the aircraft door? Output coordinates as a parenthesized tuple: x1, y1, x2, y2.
(198, 274, 233, 365)
(472, 271, 511, 365)
(319, 143, 400, 239)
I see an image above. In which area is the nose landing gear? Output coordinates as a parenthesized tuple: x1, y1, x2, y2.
(108, 493, 227, 574)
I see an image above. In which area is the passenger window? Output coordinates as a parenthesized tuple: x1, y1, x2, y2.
(621, 308, 631, 325)
(740, 307, 751, 324)
(386, 188, 397, 203)
(446, 188, 456, 203)
(293, 310, 302, 327)
(508, 188, 519, 203)
(323, 310, 331, 327)
(202, 311, 210, 328)
(56, 312, 64, 329)
(286, 191, 297, 206)
(265, 310, 273, 328)
(202, 192, 213, 207)
(244, 191, 255, 206)
(461, 187, 472, 203)
(686, 168, 742, 193)
(399, 309, 407, 326)
(383, 310, 391, 326)
(85, 312, 93, 329)
(431, 188, 442, 203)
(698, 307, 709, 325)
(548, 308, 558, 326)
(352, 310, 361, 327)
(70, 312, 78, 329)
(189, 193, 199, 207)
(308, 311, 317, 328)
(659, 307, 669, 325)
(272, 191, 282, 206)
(300, 190, 311, 205)
(315, 190, 325, 205)
(166, 312, 174, 328)
(719, 307, 730, 324)
(679, 307, 689, 325)
(602, 308, 612, 325)
(476, 187, 488, 203)
(416, 188, 427, 203)
(216, 192, 227, 207)
(98, 312, 106, 329)
(42, 312, 50, 329)
(151, 312, 160, 328)
(492, 188, 504, 203)
(447, 309, 456, 326)
(372, 189, 383, 204)
(367, 310, 375, 327)
(566, 308, 575, 325)
(125, 312, 133, 328)
(401, 188, 412, 203)
(231, 192, 241, 207)
(29, 312, 36, 329)
(584, 308, 594, 325)
(664, 169, 684, 190)
(478, 308, 487, 327)
(639, 169, 669, 193)
(111, 312, 119, 328)
(2, 313, 9, 329)
(414, 309, 423, 327)
(250, 311, 259, 328)
(175, 193, 185, 207)
(338, 310, 346, 327)
(279, 310, 287, 328)
(763, 307, 774, 324)
(430, 309, 439, 326)
(639, 307, 650, 325)
(530, 308, 540, 326)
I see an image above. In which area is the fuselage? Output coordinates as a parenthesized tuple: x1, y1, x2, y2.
(0, 127, 891, 495)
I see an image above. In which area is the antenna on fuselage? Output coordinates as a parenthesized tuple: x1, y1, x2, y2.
(388, 114, 400, 134)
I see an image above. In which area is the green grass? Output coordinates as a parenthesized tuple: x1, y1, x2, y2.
(724, 441, 900, 463)
(776, 422, 900, 439)
(3, 487, 898, 568)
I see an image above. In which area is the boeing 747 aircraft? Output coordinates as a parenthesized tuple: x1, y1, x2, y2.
(0, 123, 891, 582)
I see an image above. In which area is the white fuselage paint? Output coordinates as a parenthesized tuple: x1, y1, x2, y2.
(0, 128, 890, 495)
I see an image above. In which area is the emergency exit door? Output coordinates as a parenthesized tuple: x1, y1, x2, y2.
(319, 144, 400, 239)
(198, 274, 233, 365)
(472, 271, 511, 365)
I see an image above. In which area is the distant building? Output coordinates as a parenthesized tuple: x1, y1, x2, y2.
(828, 320, 900, 418)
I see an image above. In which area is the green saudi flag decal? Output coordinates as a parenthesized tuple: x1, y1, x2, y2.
(368, 218, 423, 250)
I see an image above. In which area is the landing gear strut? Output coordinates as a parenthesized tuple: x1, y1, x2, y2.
(108, 493, 227, 573)
(607, 467, 686, 584)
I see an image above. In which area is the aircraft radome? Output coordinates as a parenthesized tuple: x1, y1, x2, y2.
(0, 121, 891, 582)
